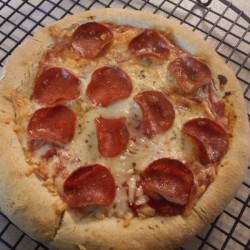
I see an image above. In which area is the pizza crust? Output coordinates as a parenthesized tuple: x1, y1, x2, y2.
(52, 209, 206, 250)
(0, 123, 63, 241)
(0, 8, 249, 249)
(0, 23, 63, 242)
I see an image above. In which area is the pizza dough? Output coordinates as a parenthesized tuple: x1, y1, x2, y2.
(0, 8, 249, 250)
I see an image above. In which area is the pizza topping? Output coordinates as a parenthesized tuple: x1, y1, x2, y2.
(147, 198, 186, 216)
(141, 158, 194, 205)
(71, 22, 114, 59)
(63, 164, 116, 208)
(207, 85, 226, 120)
(133, 90, 175, 137)
(168, 56, 211, 93)
(182, 118, 229, 164)
(27, 105, 76, 144)
(42, 148, 58, 160)
(211, 100, 225, 118)
(19, 22, 234, 220)
(87, 67, 133, 107)
(27, 139, 48, 153)
(128, 29, 169, 60)
(34, 67, 81, 106)
(95, 117, 129, 157)
(27, 139, 58, 160)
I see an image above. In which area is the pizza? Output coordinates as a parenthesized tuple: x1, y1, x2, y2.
(0, 8, 249, 250)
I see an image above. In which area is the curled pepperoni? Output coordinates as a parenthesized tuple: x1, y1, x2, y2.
(87, 67, 132, 107)
(71, 22, 114, 59)
(168, 56, 211, 93)
(182, 118, 229, 164)
(34, 67, 81, 106)
(27, 105, 76, 144)
(95, 117, 129, 157)
(133, 91, 175, 137)
(141, 158, 194, 205)
(128, 29, 169, 60)
(63, 165, 116, 208)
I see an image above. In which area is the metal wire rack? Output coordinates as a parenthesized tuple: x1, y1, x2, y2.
(0, 0, 249, 249)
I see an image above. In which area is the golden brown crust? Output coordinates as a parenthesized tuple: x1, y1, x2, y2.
(52, 210, 206, 250)
(0, 23, 63, 242)
(0, 124, 63, 241)
(0, 8, 249, 249)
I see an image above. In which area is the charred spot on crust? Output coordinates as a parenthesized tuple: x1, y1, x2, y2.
(218, 75, 228, 85)
(224, 91, 231, 97)
(87, 15, 96, 20)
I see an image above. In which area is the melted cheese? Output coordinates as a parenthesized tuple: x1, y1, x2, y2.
(14, 24, 220, 218)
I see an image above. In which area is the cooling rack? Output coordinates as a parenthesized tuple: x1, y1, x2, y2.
(0, 0, 249, 249)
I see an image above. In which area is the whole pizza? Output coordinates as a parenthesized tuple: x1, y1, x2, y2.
(0, 8, 249, 250)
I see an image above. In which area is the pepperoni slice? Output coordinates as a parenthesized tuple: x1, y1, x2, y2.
(34, 67, 81, 106)
(95, 117, 129, 157)
(63, 164, 116, 208)
(147, 198, 186, 216)
(168, 56, 211, 93)
(87, 67, 132, 107)
(182, 118, 229, 164)
(133, 91, 175, 137)
(71, 22, 114, 59)
(128, 29, 169, 60)
(27, 105, 76, 144)
(141, 158, 194, 205)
